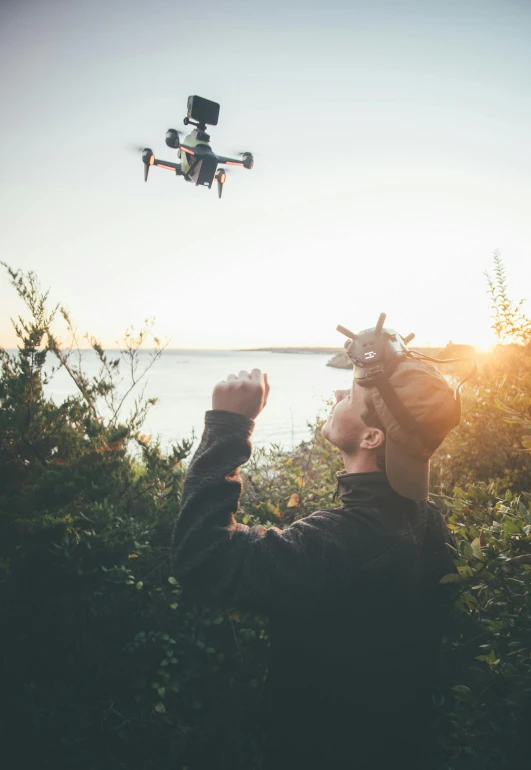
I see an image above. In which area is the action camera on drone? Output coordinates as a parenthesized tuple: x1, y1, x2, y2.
(186, 95, 220, 127)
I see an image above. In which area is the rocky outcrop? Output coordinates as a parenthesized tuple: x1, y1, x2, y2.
(326, 350, 352, 369)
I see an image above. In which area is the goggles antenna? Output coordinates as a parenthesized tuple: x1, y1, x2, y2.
(374, 313, 386, 338)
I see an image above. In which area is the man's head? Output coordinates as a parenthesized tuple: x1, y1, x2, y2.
(322, 383, 386, 471)
(322, 359, 461, 500)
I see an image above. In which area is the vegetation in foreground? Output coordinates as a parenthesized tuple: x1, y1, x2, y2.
(1, 253, 531, 769)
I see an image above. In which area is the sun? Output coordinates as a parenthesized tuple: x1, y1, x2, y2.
(473, 340, 497, 353)
(471, 332, 500, 353)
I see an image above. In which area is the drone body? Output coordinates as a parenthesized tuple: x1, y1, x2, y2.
(141, 95, 253, 199)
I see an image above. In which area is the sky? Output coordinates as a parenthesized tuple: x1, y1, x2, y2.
(1, 0, 530, 350)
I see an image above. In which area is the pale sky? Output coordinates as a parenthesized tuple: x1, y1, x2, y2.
(1, 0, 530, 350)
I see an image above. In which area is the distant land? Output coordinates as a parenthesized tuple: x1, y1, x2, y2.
(238, 347, 340, 354)
(238, 344, 477, 369)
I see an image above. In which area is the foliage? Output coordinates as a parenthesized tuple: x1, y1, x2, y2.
(0, 265, 266, 770)
(431, 253, 531, 495)
(485, 250, 531, 346)
(435, 484, 531, 769)
(239, 421, 343, 526)
(430, 344, 531, 495)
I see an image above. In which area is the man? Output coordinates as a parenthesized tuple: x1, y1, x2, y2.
(172, 357, 458, 769)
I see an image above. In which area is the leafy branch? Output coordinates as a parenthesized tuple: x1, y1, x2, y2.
(485, 251, 531, 346)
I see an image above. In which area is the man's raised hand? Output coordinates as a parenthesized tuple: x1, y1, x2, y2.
(212, 368, 270, 420)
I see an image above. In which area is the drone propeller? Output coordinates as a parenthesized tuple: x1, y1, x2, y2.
(229, 151, 254, 169)
(165, 128, 185, 149)
(230, 148, 256, 158)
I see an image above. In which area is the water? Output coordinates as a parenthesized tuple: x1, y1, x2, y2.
(40, 349, 353, 452)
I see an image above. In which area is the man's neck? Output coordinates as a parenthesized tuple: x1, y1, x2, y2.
(341, 452, 380, 475)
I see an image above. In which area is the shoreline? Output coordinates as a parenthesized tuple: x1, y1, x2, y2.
(237, 347, 341, 354)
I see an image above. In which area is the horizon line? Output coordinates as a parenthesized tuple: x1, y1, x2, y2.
(0, 342, 484, 352)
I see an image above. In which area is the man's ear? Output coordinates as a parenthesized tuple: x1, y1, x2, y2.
(360, 428, 385, 451)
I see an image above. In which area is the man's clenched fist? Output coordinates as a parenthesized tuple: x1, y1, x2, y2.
(212, 368, 270, 420)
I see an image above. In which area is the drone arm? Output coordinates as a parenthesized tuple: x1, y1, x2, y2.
(153, 159, 182, 175)
(216, 154, 245, 167)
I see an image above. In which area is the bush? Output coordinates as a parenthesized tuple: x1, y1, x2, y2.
(431, 252, 531, 496)
(430, 344, 531, 495)
(435, 484, 531, 768)
(0, 266, 266, 769)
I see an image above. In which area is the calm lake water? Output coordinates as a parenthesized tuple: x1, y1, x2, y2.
(40, 349, 353, 452)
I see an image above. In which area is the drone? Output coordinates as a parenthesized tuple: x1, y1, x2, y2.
(141, 95, 254, 199)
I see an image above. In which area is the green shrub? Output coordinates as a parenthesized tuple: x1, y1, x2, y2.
(0, 265, 267, 769)
(434, 483, 531, 768)
(431, 253, 531, 495)
(430, 344, 531, 495)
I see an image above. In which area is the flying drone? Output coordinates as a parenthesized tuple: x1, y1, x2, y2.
(141, 95, 254, 199)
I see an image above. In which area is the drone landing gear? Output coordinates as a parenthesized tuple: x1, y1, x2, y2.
(142, 148, 155, 181)
(216, 170, 227, 199)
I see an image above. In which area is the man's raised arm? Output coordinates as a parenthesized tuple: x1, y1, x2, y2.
(170, 369, 340, 612)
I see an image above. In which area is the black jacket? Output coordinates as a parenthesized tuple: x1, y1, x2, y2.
(172, 410, 456, 767)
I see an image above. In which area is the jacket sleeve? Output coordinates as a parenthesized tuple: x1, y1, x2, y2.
(171, 410, 344, 612)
